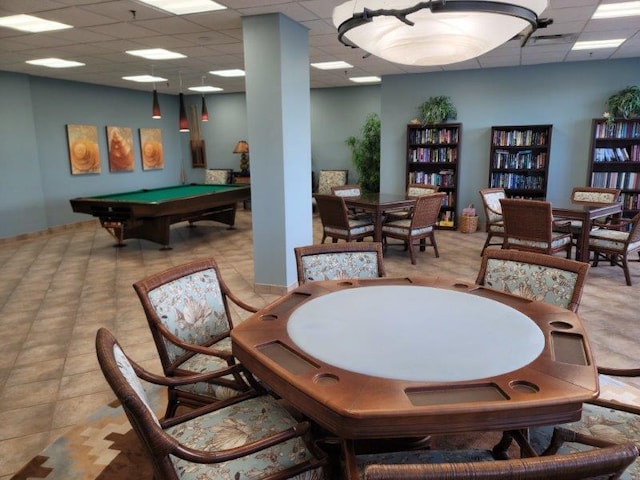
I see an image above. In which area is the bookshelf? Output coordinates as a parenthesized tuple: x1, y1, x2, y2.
(488, 124, 552, 199)
(589, 118, 640, 218)
(406, 123, 461, 229)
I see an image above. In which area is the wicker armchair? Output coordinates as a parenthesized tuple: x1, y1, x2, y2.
(478, 187, 506, 255)
(204, 168, 232, 184)
(386, 183, 440, 222)
(587, 211, 640, 285)
(315, 194, 374, 243)
(133, 258, 259, 416)
(381, 192, 445, 264)
(500, 198, 572, 257)
(95, 328, 327, 480)
(294, 242, 385, 285)
(476, 249, 589, 312)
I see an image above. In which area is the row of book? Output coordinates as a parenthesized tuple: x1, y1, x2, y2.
(620, 193, 640, 210)
(595, 121, 640, 139)
(492, 129, 548, 147)
(492, 150, 546, 169)
(593, 146, 640, 162)
(409, 170, 456, 188)
(490, 173, 545, 190)
(408, 147, 458, 163)
(591, 172, 640, 190)
(408, 128, 459, 145)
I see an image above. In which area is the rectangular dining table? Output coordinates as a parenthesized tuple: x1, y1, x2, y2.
(343, 192, 416, 242)
(552, 199, 622, 262)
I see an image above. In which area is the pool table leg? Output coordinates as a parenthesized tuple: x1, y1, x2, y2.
(100, 220, 126, 248)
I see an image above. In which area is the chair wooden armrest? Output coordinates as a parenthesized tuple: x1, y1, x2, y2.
(552, 219, 571, 229)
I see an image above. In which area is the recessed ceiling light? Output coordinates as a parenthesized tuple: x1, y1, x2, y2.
(136, 0, 227, 15)
(209, 69, 245, 77)
(126, 48, 186, 60)
(26, 58, 84, 68)
(311, 61, 353, 70)
(189, 86, 223, 92)
(122, 75, 168, 83)
(0, 14, 72, 33)
(349, 76, 381, 83)
(592, 1, 640, 19)
(572, 39, 626, 50)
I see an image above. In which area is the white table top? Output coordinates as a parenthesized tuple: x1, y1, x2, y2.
(287, 285, 544, 382)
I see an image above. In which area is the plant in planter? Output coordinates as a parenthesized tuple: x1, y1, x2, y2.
(605, 86, 640, 125)
(419, 96, 457, 125)
(347, 113, 380, 193)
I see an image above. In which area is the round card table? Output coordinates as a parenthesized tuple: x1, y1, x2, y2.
(231, 275, 598, 441)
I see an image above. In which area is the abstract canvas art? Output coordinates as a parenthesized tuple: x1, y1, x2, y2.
(139, 128, 163, 170)
(67, 124, 101, 175)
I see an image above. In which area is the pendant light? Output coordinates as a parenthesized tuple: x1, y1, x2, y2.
(178, 72, 189, 132)
(151, 65, 161, 119)
(200, 76, 209, 122)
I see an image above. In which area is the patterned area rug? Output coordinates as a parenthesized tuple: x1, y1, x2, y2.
(11, 377, 640, 479)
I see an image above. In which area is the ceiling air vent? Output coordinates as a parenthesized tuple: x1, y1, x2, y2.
(527, 33, 578, 46)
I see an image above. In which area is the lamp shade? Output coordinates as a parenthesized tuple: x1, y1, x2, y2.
(201, 95, 209, 122)
(333, 0, 549, 66)
(233, 140, 249, 154)
(152, 89, 161, 119)
(178, 92, 189, 132)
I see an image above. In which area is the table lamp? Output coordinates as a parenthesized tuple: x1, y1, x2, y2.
(233, 140, 249, 175)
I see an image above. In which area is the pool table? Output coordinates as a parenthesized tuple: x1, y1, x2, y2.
(70, 184, 250, 249)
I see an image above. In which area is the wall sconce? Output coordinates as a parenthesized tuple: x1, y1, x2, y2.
(178, 72, 189, 132)
(233, 140, 249, 175)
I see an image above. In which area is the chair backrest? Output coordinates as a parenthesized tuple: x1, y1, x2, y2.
(407, 183, 439, 197)
(294, 242, 385, 284)
(133, 258, 234, 371)
(363, 442, 639, 480)
(205, 168, 232, 184)
(628, 212, 640, 246)
(500, 198, 554, 243)
(315, 194, 351, 230)
(479, 187, 506, 225)
(571, 186, 620, 204)
(411, 192, 446, 230)
(317, 169, 348, 195)
(331, 184, 361, 197)
(476, 249, 589, 312)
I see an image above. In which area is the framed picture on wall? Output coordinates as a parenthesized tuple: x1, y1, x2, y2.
(106, 126, 135, 172)
(66, 124, 101, 175)
(139, 128, 164, 170)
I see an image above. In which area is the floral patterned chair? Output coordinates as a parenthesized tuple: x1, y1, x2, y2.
(317, 169, 348, 195)
(478, 187, 506, 255)
(294, 242, 385, 285)
(204, 168, 232, 184)
(475, 249, 589, 312)
(95, 328, 328, 480)
(133, 258, 259, 416)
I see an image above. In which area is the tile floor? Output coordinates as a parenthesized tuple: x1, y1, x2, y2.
(1, 209, 639, 478)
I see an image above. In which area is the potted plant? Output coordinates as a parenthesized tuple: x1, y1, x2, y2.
(347, 113, 380, 192)
(605, 85, 640, 125)
(418, 96, 457, 125)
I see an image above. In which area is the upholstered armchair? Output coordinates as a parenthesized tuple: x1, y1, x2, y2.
(478, 187, 506, 255)
(386, 183, 440, 222)
(315, 194, 374, 243)
(294, 242, 385, 285)
(317, 169, 348, 195)
(204, 168, 232, 184)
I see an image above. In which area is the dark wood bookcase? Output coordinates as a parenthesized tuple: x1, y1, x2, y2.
(488, 124, 552, 199)
(406, 123, 461, 229)
(588, 117, 640, 218)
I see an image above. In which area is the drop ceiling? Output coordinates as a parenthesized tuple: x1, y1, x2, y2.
(0, 0, 638, 95)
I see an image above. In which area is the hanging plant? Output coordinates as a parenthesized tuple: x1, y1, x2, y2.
(605, 86, 640, 125)
(418, 96, 457, 125)
(346, 113, 380, 193)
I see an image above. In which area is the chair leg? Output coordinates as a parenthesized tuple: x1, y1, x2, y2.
(622, 253, 632, 286)
(480, 233, 492, 256)
(431, 233, 439, 258)
(408, 240, 416, 265)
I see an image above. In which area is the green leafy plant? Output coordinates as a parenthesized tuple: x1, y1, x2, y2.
(419, 96, 457, 125)
(605, 86, 640, 124)
(347, 113, 380, 193)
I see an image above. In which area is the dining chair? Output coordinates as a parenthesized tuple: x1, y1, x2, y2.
(386, 183, 441, 222)
(381, 192, 445, 264)
(587, 211, 640, 285)
(315, 194, 375, 243)
(331, 184, 362, 197)
(95, 328, 328, 480)
(294, 242, 385, 285)
(359, 428, 638, 480)
(475, 249, 589, 312)
(500, 198, 572, 257)
(133, 257, 259, 417)
(204, 168, 232, 184)
(478, 187, 506, 255)
(317, 169, 349, 195)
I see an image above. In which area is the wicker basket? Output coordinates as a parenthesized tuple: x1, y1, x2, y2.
(459, 215, 478, 234)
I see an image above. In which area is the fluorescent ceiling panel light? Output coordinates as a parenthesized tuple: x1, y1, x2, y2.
(126, 48, 186, 60)
(349, 76, 381, 83)
(26, 58, 84, 68)
(572, 39, 625, 50)
(311, 61, 353, 70)
(592, 1, 640, 19)
(136, 0, 227, 15)
(123, 74, 168, 82)
(209, 69, 245, 77)
(0, 14, 72, 33)
(189, 85, 223, 92)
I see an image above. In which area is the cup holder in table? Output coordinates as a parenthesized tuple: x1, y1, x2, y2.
(549, 321, 573, 330)
(453, 282, 470, 289)
(509, 380, 540, 394)
(313, 373, 339, 385)
(260, 314, 278, 321)
(337, 281, 354, 287)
